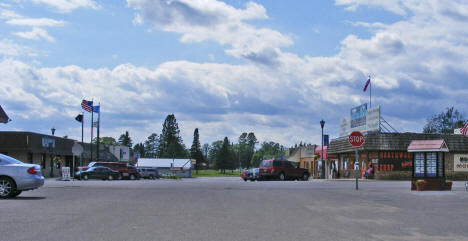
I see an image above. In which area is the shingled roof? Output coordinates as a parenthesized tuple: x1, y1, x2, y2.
(327, 133, 468, 154)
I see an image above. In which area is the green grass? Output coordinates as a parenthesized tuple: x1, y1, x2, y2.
(192, 169, 242, 177)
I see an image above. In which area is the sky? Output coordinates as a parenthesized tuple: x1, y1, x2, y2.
(1, 0, 468, 148)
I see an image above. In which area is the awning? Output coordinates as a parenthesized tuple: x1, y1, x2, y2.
(314, 146, 328, 159)
(407, 139, 449, 152)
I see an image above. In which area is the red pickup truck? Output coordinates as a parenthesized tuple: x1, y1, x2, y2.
(258, 159, 309, 181)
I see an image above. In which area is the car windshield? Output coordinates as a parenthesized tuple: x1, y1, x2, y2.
(259, 160, 272, 167)
(0, 153, 24, 165)
(88, 162, 96, 167)
(87, 167, 96, 171)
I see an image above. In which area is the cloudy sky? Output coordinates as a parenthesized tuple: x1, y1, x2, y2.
(1, 0, 467, 148)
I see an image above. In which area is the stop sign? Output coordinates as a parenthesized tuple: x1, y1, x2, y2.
(348, 131, 365, 147)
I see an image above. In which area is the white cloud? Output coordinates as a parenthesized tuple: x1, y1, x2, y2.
(2, 1, 468, 146)
(0, 39, 34, 56)
(127, 0, 291, 65)
(0, 9, 23, 19)
(13, 27, 55, 42)
(335, 0, 408, 15)
(6, 18, 66, 27)
(28, 0, 100, 13)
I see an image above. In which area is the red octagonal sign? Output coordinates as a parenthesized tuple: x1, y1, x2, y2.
(348, 131, 365, 147)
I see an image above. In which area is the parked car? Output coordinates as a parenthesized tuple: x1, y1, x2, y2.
(258, 159, 309, 181)
(241, 169, 249, 181)
(77, 162, 140, 180)
(0, 153, 44, 198)
(137, 167, 159, 179)
(75, 166, 120, 180)
(248, 168, 259, 181)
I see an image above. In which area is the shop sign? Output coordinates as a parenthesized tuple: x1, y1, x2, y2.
(454, 154, 468, 172)
(378, 151, 413, 171)
(351, 104, 367, 128)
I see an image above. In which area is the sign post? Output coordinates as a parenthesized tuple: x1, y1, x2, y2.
(348, 131, 365, 190)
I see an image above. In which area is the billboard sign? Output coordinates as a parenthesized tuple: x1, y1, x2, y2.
(454, 154, 468, 172)
(350, 104, 367, 128)
(339, 105, 380, 137)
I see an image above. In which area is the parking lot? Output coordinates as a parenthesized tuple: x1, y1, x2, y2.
(1, 178, 468, 241)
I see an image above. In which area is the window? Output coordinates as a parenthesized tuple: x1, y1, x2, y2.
(414, 152, 443, 178)
(273, 161, 281, 167)
(28, 152, 33, 163)
(414, 153, 424, 177)
(260, 160, 272, 167)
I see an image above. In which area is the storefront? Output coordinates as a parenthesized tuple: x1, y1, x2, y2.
(328, 133, 468, 180)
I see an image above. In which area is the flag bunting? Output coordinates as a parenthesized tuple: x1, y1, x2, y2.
(81, 100, 93, 112)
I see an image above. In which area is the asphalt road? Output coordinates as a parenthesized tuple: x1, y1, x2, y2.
(1, 178, 468, 241)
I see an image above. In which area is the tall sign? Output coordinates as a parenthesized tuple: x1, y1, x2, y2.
(339, 105, 380, 137)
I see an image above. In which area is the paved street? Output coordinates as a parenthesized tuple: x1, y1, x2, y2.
(1, 178, 468, 241)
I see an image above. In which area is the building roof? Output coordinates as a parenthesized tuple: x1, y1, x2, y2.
(328, 133, 468, 154)
(136, 158, 193, 168)
(407, 139, 449, 152)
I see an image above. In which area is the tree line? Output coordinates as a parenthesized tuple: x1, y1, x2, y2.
(94, 114, 286, 173)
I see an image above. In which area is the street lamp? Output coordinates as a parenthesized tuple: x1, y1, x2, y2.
(320, 120, 325, 179)
(50, 127, 56, 177)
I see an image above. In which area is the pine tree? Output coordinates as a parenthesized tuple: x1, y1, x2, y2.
(217, 137, 230, 174)
(158, 114, 187, 158)
(144, 133, 159, 158)
(133, 143, 145, 158)
(118, 131, 133, 148)
(190, 128, 204, 174)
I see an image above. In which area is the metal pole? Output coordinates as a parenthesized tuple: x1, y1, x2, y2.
(322, 127, 324, 179)
(369, 75, 372, 108)
(355, 148, 359, 190)
(80, 112, 83, 181)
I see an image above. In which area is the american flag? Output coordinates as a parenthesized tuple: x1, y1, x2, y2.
(460, 121, 468, 137)
(81, 100, 93, 112)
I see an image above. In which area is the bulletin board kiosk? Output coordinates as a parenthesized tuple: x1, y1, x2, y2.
(408, 139, 451, 191)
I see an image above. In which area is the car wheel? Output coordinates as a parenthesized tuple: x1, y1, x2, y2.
(302, 173, 309, 181)
(108, 175, 114, 181)
(117, 174, 123, 180)
(279, 172, 286, 181)
(243, 178, 247, 182)
(149, 175, 154, 180)
(130, 174, 136, 180)
(83, 174, 89, 180)
(12, 190, 22, 197)
(0, 177, 16, 198)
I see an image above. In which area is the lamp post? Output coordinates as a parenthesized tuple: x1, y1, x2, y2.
(50, 127, 56, 177)
(320, 120, 325, 179)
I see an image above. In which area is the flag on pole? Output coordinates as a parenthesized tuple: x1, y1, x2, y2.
(460, 121, 468, 137)
(363, 78, 370, 92)
(93, 105, 100, 113)
(81, 100, 93, 112)
(75, 114, 83, 123)
(0, 105, 11, 123)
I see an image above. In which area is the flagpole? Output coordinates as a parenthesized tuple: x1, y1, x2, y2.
(91, 99, 94, 162)
(97, 103, 100, 161)
(369, 75, 372, 108)
(80, 111, 84, 180)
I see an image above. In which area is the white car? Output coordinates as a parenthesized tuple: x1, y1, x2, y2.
(0, 153, 44, 198)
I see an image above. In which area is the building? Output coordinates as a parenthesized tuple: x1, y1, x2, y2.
(136, 158, 193, 178)
(286, 145, 317, 176)
(0, 131, 123, 177)
(327, 132, 468, 180)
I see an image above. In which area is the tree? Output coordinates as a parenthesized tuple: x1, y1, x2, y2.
(118, 131, 133, 148)
(202, 143, 210, 168)
(216, 137, 231, 173)
(250, 141, 286, 167)
(144, 133, 159, 158)
(246, 132, 258, 168)
(93, 136, 117, 146)
(190, 128, 204, 174)
(423, 107, 465, 134)
(208, 140, 222, 169)
(158, 114, 187, 158)
(133, 142, 145, 158)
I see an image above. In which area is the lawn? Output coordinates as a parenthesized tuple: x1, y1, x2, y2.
(192, 169, 242, 177)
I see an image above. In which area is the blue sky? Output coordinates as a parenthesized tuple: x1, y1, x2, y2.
(1, 0, 467, 148)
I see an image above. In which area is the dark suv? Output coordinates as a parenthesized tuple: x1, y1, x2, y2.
(258, 159, 309, 181)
